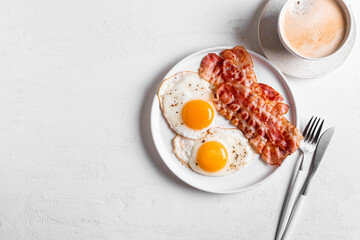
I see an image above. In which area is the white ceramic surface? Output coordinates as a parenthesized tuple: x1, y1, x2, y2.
(151, 46, 299, 193)
(259, 0, 357, 78)
(1, 0, 360, 239)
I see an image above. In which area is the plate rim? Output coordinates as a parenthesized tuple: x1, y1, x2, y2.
(150, 46, 299, 194)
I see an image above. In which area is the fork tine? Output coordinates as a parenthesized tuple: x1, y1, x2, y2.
(308, 118, 321, 143)
(304, 117, 317, 142)
(302, 116, 314, 138)
(312, 119, 324, 144)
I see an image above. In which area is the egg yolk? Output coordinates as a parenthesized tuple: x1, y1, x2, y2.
(181, 100, 214, 130)
(196, 141, 228, 172)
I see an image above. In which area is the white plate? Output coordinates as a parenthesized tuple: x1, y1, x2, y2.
(150, 46, 298, 194)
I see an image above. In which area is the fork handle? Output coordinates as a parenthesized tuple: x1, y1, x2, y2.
(275, 153, 306, 240)
(280, 193, 306, 240)
(275, 151, 306, 240)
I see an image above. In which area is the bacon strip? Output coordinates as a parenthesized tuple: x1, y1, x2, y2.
(199, 46, 303, 166)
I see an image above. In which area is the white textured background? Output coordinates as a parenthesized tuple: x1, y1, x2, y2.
(0, 0, 359, 239)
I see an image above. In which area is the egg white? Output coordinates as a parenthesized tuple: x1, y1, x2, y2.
(158, 71, 219, 139)
(173, 128, 256, 176)
(157, 71, 235, 139)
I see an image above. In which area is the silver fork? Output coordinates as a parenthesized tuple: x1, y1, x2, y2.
(275, 116, 324, 240)
(298, 116, 325, 171)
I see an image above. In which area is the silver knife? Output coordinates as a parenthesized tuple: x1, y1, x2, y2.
(280, 127, 336, 240)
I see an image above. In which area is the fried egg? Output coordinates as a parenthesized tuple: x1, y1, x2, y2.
(173, 128, 256, 176)
(158, 71, 219, 139)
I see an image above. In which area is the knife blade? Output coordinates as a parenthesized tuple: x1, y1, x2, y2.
(280, 127, 335, 240)
(301, 127, 335, 196)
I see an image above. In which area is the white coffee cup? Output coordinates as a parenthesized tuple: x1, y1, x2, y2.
(277, 0, 353, 61)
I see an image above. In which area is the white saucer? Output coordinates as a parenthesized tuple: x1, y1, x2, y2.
(151, 46, 299, 193)
(258, 0, 356, 79)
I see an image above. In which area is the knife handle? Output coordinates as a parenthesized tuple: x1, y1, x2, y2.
(275, 152, 307, 240)
(280, 193, 306, 240)
(275, 168, 306, 240)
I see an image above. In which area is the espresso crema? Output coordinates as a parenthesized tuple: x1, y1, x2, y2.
(282, 0, 346, 58)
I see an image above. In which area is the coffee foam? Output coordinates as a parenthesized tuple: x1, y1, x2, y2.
(290, 0, 313, 16)
(282, 0, 346, 58)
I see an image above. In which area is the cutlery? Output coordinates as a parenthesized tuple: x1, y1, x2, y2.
(280, 127, 336, 240)
(275, 117, 324, 240)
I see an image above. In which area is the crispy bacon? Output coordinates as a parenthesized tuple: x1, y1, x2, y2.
(222, 46, 254, 69)
(199, 46, 303, 166)
(199, 53, 224, 86)
(258, 83, 284, 102)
